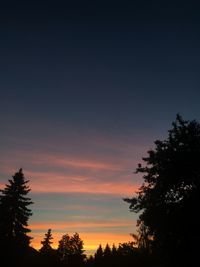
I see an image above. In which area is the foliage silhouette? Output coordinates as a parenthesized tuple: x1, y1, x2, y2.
(94, 244, 103, 267)
(125, 115, 200, 266)
(38, 229, 60, 267)
(0, 168, 33, 264)
(58, 232, 85, 267)
(89, 242, 149, 267)
(40, 229, 53, 255)
(1, 115, 200, 267)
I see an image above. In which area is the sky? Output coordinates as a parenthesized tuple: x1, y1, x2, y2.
(1, 0, 200, 255)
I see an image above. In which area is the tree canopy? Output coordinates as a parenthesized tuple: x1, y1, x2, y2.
(1, 115, 200, 267)
(58, 232, 85, 266)
(125, 115, 200, 265)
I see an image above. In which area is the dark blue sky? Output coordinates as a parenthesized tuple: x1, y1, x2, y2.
(1, 1, 200, 130)
(1, 0, 200, 253)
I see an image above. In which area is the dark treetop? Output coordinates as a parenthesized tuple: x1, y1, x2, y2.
(125, 115, 200, 266)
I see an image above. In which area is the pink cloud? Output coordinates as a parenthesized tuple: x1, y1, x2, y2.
(0, 132, 147, 172)
(0, 144, 142, 196)
(47, 156, 123, 171)
(30, 220, 135, 230)
(0, 159, 140, 195)
(23, 169, 139, 195)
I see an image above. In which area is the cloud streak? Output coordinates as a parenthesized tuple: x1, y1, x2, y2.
(24, 169, 139, 195)
(0, 150, 135, 172)
(0, 133, 142, 254)
(30, 220, 134, 231)
(0, 149, 141, 195)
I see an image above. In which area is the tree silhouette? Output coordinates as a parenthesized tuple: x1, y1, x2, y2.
(111, 244, 117, 257)
(94, 244, 103, 267)
(40, 229, 53, 254)
(70, 232, 85, 266)
(95, 244, 103, 259)
(58, 233, 71, 263)
(58, 233, 85, 266)
(104, 243, 111, 257)
(125, 115, 200, 266)
(39, 229, 59, 267)
(70, 232, 85, 256)
(117, 242, 136, 257)
(131, 222, 152, 253)
(92, 242, 144, 267)
(0, 169, 33, 259)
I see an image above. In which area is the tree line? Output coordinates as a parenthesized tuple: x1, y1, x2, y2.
(1, 115, 200, 267)
(0, 168, 147, 267)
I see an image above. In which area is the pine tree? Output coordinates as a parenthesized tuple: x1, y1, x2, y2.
(40, 229, 53, 254)
(94, 244, 103, 267)
(94, 244, 103, 260)
(111, 244, 117, 256)
(104, 243, 111, 258)
(0, 169, 33, 252)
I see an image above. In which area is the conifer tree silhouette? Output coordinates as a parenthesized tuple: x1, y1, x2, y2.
(40, 229, 53, 254)
(0, 169, 33, 254)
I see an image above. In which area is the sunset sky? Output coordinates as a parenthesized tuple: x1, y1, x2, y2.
(1, 0, 200, 255)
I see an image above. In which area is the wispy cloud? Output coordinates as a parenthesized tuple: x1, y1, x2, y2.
(1, 134, 141, 255)
(0, 150, 134, 172)
(30, 220, 134, 231)
(0, 148, 141, 195)
(22, 169, 139, 195)
(47, 156, 122, 171)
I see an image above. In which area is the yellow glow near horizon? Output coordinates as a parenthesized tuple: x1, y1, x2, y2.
(31, 232, 133, 255)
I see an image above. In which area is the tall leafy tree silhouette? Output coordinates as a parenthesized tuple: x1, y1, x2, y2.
(0, 168, 33, 254)
(70, 232, 85, 266)
(70, 232, 85, 254)
(58, 233, 71, 263)
(125, 115, 200, 266)
(131, 221, 152, 253)
(58, 232, 85, 266)
(117, 242, 135, 257)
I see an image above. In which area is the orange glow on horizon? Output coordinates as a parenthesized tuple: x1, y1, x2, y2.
(1, 147, 139, 257)
(31, 232, 134, 255)
(30, 218, 136, 255)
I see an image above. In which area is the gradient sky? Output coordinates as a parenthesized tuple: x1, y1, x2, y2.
(1, 0, 200, 255)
